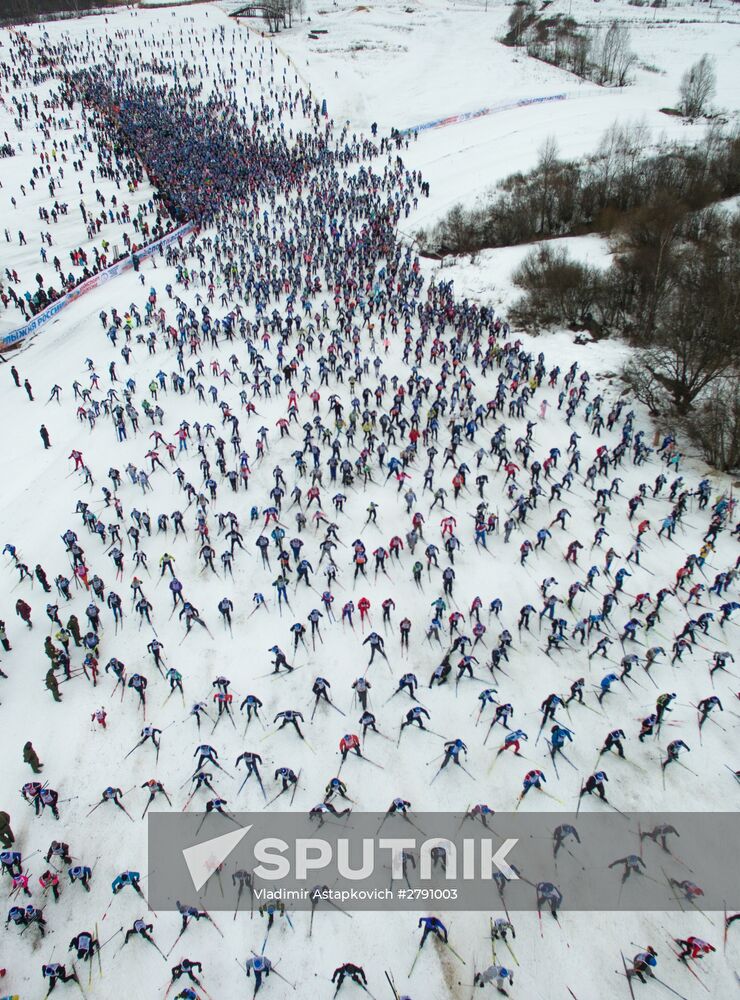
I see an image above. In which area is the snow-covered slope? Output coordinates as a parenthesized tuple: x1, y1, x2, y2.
(0, 4, 738, 1000)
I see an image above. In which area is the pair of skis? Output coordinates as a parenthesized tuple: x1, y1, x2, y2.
(408, 934, 466, 977)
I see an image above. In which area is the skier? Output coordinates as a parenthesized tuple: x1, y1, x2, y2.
(536, 882, 563, 919)
(176, 900, 216, 933)
(244, 954, 272, 994)
(68, 865, 93, 892)
(141, 779, 172, 816)
(580, 771, 609, 802)
(548, 724, 573, 763)
(661, 740, 690, 771)
(274, 710, 305, 740)
(519, 770, 546, 800)
(363, 631, 389, 666)
(339, 733, 362, 763)
(608, 854, 646, 884)
(42, 963, 79, 992)
(169, 959, 204, 988)
(640, 823, 680, 853)
(401, 706, 430, 731)
(91, 786, 131, 820)
(273, 767, 299, 794)
(440, 738, 468, 772)
(331, 963, 367, 994)
(599, 729, 626, 759)
(235, 750, 263, 787)
(69, 929, 99, 961)
(123, 918, 157, 949)
(675, 936, 715, 961)
(697, 696, 722, 729)
(553, 823, 580, 859)
(626, 947, 658, 985)
(418, 915, 448, 947)
(111, 870, 143, 896)
(474, 965, 514, 995)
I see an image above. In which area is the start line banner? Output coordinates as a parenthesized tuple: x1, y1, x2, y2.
(397, 93, 567, 137)
(1, 220, 196, 351)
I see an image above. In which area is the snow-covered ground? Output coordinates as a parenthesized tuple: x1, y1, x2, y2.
(275, 0, 740, 232)
(420, 233, 613, 316)
(0, 2, 738, 1000)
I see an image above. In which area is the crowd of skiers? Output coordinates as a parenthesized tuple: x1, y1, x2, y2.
(0, 9, 738, 1000)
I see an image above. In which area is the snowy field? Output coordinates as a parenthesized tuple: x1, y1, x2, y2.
(274, 0, 740, 233)
(0, 2, 738, 999)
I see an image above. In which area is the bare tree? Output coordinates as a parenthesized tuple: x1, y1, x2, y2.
(282, 0, 304, 28)
(684, 381, 740, 471)
(615, 192, 685, 341)
(621, 358, 665, 415)
(613, 27, 637, 87)
(594, 120, 647, 204)
(536, 135, 560, 235)
(596, 22, 635, 87)
(679, 54, 716, 119)
(623, 207, 739, 411)
(511, 244, 604, 330)
(506, 0, 535, 47)
(264, 1, 284, 32)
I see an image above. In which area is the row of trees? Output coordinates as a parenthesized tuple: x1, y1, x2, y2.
(1, 0, 306, 28)
(418, 123, 740, 256)
(504, 1, 719, 118)
(259, 0, 305, 33)
(1, 0, 126, 24)
(503, 4, 637, 87)
(509, 204, 740, 467)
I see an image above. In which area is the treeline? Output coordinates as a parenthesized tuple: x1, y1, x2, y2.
(230, 0, 305, 32)
(418, 124, 740, 254)
(502, 4, 637, 87)
(0, 0, 127, 26)
(510, 204, 740, 467)
(264, 0, 305, 33)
